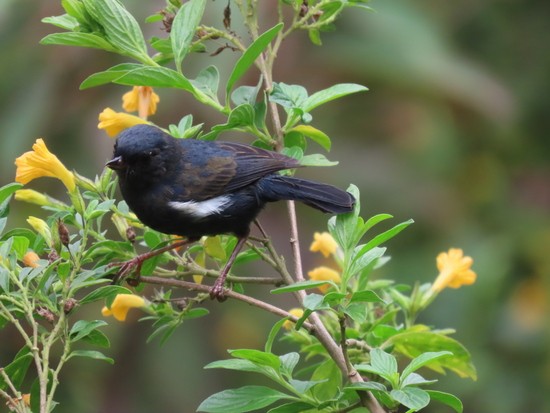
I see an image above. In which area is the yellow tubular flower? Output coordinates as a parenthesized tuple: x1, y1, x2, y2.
(431, 248, 477, 292)
(23, 251, 40, 268)
(122, 86, 160, 117)
(308, 266, 341, 293)
(98, 108, 148, 137)
(101, 294, 146, 322)
(15, 139, 76, 192)
(283, 308, 304, 330)
(310, 232, 338, 258)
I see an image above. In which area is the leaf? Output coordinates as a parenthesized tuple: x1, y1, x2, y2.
(279, 352, 300, 378)
(229, 349, 281, 370)
(197, 386, 292, 413)
(79, 285, 132, 305)
(226, 23, 283, 99)
(350, 289, 383, 303)
(0, 182, 23, 206)
(69, 350, 114, 364)
(355, 219, 413, 259)
(401, 351, 452, 383)
(205, 359, 269, 375)
(390, 327, 477, 380)
(270, 83, 308, 109)
(112, 66, 195, 90)
(81, 329, 111, 348)
(311, 358, 342, 401)
(289, 125, 331, 151)
(171, 0, 206, 71)
(82, 0, 149, 62)
(0, 347, 32, 392)
(265, 318, 287, 354)
(268, 402, 317, 413)
(70, 319, 108, 342)
(79, 63, 142, 89)
(426, 390, 463, 413)
(41, 14, 79, 30)
(400, 372, 437, 387)
(193, 65, 220, 100)
(344, 303, 368, 324)
(271, 280, 333, 294)
(303, 83, 367, 112)
(390, 387, 430, 411)
(40, 32, 116, 51)
(303, 293, 330, 311)
(300, 153, 338, 167)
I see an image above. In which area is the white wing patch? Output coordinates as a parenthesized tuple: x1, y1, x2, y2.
(168, 195, 232, 219)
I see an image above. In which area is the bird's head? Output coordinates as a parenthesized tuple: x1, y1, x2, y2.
(106, 124, 177, 186)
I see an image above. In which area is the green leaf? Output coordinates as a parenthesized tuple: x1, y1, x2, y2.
(271, 280, 332, 294)
(303, 293, 330, 311)
(390, 327, 477, 380)
(70, 320, 108, 342)
(171, 0, 206, 71)
(270, 83, 308, 109)
(82, 0, 150, 62)
(229, 349, 281, 370)
(81, 329, 111, 348)
(390, 387, 430, 411)
(40, 32, 116, 51)
(280, 352, 300, 378)
(193, 65, 220, 100)
(303, 83, 367, 112)
(344, 303, 368, 324)
(0, 183, 23, 206)
(41, 14, 79, 30)
(265, 318, 287, 353)
(300, 153, 338, 167)
(111, 66, 195, 89)
(426, 390, 463, 413)
(401, 351, 452, 384)
(311, 358, 342, 401)
(289, 125, 331, 151)
(79, 63, 142, 89)
(0, 347, 32, 392)
(268, 402, 317, 413)
(354, 219, 413, 260)
(226, 23, 283, 98)
(69, 350, 114, 364)
(197, 385, 292, 412)
(350, 289, 383, 303)
(205, 359, 269, 375)
(79, 285, 132, 305)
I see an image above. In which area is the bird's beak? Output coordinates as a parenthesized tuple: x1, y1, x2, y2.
(106, 156, 125, 170)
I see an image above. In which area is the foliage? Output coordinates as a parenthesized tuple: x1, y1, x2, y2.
(0, 1, 476, 412)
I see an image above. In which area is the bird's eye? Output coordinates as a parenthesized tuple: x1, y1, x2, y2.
(148, 149, 160, 157)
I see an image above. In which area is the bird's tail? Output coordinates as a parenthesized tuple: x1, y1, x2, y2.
(258, 175, 355, 214)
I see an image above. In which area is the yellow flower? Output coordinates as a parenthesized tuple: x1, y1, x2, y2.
(102, 294, 146, 322)
(15, 139, 76, 192)
(23, 251, 40, 268)
(122, 86, 160, 117)
(283, 308, 304, 330)
(98, 108, 148, 137)
(431, 248, 476, 292)
(27, 216, 52, 246)
(308, 266, 341, 293)
(310, 232, 338, 258)
(15, 189, 49, 206)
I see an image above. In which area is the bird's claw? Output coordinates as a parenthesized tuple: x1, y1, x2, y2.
(108, 257, 143, 285)
(209, 280, 227, 302)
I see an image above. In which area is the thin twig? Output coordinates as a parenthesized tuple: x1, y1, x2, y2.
(139, 276, 314, 332)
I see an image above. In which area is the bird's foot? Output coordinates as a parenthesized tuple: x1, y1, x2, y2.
(108, 256, 144, 285)
(209, 279, 227, 302)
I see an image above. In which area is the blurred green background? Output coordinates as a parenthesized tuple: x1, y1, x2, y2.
(1, 0, 549, 412)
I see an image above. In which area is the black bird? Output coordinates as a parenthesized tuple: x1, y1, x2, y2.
(106, 124, 354, 299)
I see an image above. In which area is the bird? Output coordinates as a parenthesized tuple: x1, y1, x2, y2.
(106, 124, 355, 299)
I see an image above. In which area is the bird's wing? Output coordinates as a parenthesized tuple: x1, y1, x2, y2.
(216, 141, 301, 193)
(175, 141, 300, 201)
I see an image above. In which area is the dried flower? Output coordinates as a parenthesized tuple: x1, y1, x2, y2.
(431, 248, 476, 292)
(102, 294, 146, 322)
(308, 266, 341, 293)
(283, 308, 304, 330)
(15, 138, 76, 192)
(98, 108, 148, 137)
(310, 232, 338, 258)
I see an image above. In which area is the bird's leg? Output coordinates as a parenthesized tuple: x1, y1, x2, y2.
(210, 236, 248, 301)
(111, 239, 191, 284)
